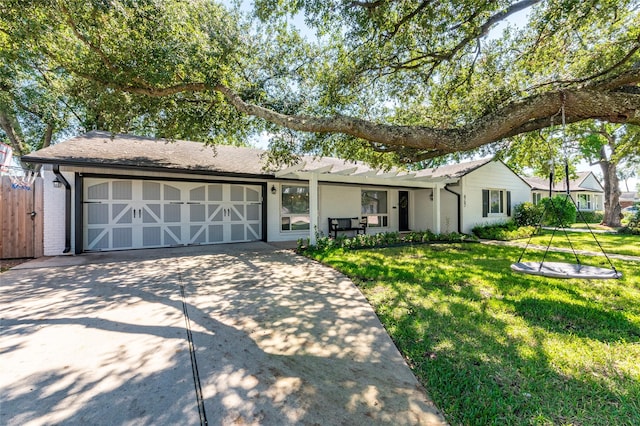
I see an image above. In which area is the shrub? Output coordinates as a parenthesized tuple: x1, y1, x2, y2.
(513, 202, 543, 227)
(576, 210, 604, 224)
(541, 196, 576, 227)
(298, 230, 477, 254)
(619, 210, 640, 235)
(472, 221, 537, 240)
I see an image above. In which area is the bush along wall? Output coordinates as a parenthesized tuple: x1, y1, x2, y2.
(297, 230, 478, 253)
(513, 202, 544, 227)
(472, 221, 537, 240)
(576, 210, 604, 224)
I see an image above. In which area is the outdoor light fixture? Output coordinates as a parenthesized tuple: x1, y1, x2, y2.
(271, 184, 277, 195)
(429, 189, 434, 201)
(52, 176, 62, 188)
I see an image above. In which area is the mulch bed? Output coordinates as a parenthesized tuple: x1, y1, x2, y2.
(0, 258, 32, 273)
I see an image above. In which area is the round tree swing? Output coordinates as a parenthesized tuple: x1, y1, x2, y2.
(510, 101, 622, 280)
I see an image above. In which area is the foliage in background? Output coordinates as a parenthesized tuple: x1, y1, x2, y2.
(541, 195, 576, 227)
(504, 123, 640, 228)
(1, 1, 639, 167)
(619, 210, 640, 235)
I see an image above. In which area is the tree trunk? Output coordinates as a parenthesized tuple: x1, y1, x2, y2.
(0, 110, 30, 159)
(599, 145, 622, 227)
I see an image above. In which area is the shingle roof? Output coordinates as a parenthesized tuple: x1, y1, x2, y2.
(22, 131, 502, 184)
(23, 131, 273, 176)
(21, 131, 418, 178)
(414, 157, 493, 178)
(524, 171, 602, 193)
(620, 191, 638, 201)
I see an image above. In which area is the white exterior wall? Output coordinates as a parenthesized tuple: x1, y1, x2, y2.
(580, 174, 603, 191)
(413, 189, 431, 231)
(40, 164, 465, 250)
(439, 188, 459, 233)
(460, 161, 531, 233)
(266, 182, 409, 241)
(410, 188, 459, 233)
(318, 185, 362, 236)
(42, 167, 75, 256)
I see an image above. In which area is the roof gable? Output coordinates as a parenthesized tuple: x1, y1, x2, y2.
(524, 171, 603, 193)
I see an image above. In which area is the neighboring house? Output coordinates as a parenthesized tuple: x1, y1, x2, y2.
(620, 191, 638, 208)
(524, 171, 604, 211)
(24, 132, 530, 255)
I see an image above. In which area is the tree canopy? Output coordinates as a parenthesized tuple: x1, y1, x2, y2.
(1, 0, 639, 166)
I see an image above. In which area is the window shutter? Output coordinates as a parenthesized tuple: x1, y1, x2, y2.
(507, 191, 512, 216)
(482, 190, 489, 217)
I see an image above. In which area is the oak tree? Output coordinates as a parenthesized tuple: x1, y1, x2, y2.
(1, 0, 639, 166)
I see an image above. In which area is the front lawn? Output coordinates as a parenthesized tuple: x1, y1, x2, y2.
(525, 230, 640, 257)
(307, 243, 640, 425)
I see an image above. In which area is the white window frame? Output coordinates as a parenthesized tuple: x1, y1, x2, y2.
(361, 190, 389, 228)
(577, 193, 592, 210)
(489, 189, 505, 215)
(280, 184, 310, 232)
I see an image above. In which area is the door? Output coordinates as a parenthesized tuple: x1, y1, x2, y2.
(83, 178, 262, 251)
(186, 183, 262, 244)
(0, 176, 43, 259)
(399, 191, 409, 232)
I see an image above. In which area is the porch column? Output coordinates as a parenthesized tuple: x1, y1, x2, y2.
(432, 185, 441, 234)
(309, 173, 319, 245)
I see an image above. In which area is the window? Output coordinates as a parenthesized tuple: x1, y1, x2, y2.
(490, 190, 504, 213)
(577, 194, 592, 210)
(281, 185, 309, 231)
(482, 189, 511, 217)
(361, 190, 388, 227)
(532, 192, 542, 205)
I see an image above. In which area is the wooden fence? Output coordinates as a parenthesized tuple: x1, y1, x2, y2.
(0, 175, 44, 259)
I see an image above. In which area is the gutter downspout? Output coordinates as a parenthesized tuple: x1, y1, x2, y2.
(53, 165, 71, 253)
(444, 184, 462, 234)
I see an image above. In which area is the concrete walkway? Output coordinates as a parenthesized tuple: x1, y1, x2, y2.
(0, 242, 445, 425)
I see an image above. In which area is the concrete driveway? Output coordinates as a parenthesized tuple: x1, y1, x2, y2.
(1, 242, 445, 425)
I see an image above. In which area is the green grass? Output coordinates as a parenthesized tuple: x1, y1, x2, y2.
(569, 223, 616, 232)
(525, 230, 640, 257)
(308, 243, 640, 425)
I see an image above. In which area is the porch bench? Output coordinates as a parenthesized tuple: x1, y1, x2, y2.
(328, 217, 367, 239)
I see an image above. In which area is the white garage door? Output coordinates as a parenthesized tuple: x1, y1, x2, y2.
(83, 178, 263, 251)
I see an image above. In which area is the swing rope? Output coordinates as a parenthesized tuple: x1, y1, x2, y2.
(513, 95, 621, 279)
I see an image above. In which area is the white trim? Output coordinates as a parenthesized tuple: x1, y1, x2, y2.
(433, 186, 441, 234)
(309, 174, 319, 245)
(275, 162, 306, 178)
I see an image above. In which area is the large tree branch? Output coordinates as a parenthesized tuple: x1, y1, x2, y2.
(215, 83, 640, 158)
(68, 54, 640, 162)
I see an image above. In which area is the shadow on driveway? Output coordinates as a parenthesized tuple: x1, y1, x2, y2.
(1, 243, 445, 425)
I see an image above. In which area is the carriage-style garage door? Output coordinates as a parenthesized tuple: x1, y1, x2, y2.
(83, 178, 262, 251)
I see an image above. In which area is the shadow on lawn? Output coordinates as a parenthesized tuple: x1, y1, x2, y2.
(321, 243, 640, 424)
(510, 297, 640, 342)
(0, 244, 442, 426)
